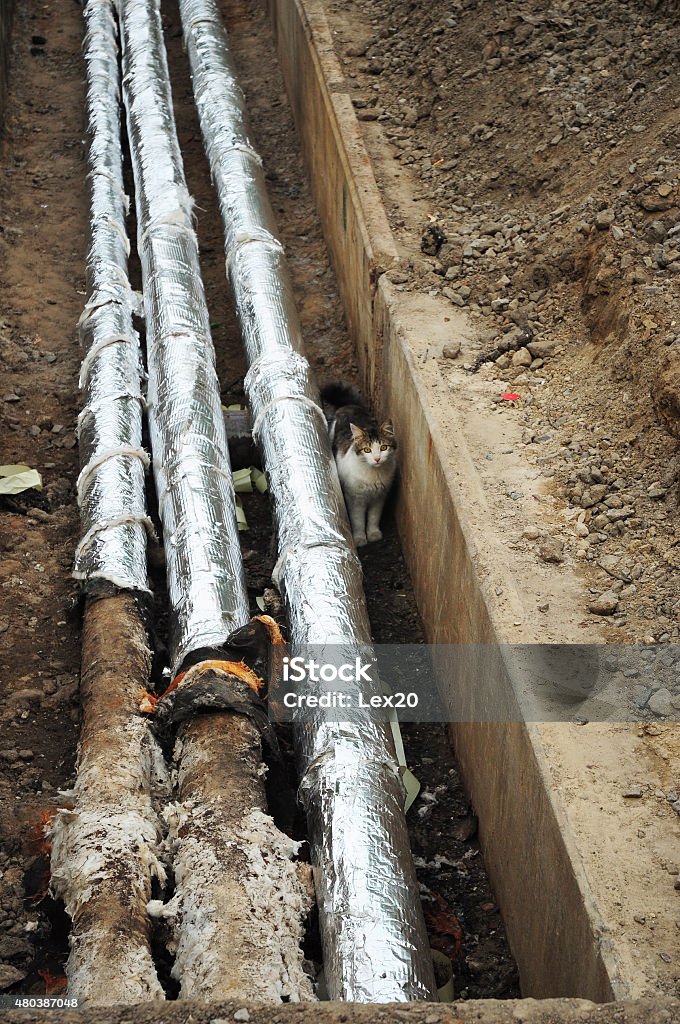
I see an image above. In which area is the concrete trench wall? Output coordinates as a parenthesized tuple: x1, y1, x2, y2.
(372, 288, 621, 999)
(0, 0, 15, 131)
(265, 0, 398, 400)
(263, 0, 668, 1005)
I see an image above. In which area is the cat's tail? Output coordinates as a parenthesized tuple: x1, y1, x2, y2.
(319, 382, 364, 411)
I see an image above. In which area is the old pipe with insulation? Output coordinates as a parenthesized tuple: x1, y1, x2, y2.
(117, 0, 314, 1000)
(49, 0, 167, 1002)
(179, 0, 437, 1001)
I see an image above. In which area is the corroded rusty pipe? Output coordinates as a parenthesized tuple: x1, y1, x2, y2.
(151, 702, 314, 1001)
(118, 0, 314, 1000)
(50, 0, 165, 1003)
(50, 594, 168, 1003)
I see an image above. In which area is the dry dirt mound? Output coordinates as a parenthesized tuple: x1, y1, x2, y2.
(331, 0, 680, 647)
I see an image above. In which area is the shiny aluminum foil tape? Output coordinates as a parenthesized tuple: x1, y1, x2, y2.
(118, 0, 250, 670)
(179, 0, 437, 1001)
(75, 0, 150, 593)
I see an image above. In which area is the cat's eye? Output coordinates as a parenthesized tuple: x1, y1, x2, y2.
(363, 447, 371, 453)
(380, 444, 389, 451)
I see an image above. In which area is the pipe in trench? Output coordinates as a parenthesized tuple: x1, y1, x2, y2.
(150, 683, 315, 1002)
(117, 0, 314, 1000)
(49, 1, 167, 1003)
(178, 0, 438, 1001)
(50, 596, 169, 1003)
(120, 0, 249, 675)
(73, 0, 151, 596)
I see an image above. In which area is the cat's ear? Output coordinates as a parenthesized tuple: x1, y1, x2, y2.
(381, 420, 394, 437)
(349, 422, 363, 442)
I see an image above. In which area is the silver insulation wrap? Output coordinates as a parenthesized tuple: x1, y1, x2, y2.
(74, 0, 151, 593)
(118, 0, 250, 670)
(179, 0, 437, 1001)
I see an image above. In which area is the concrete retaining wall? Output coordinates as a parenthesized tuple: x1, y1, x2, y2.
(264, 0, 677, 1004)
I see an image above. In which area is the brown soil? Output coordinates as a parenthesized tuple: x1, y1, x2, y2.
(6, 997, 680, 1024)
(326, 0, 680, 649)
(0, 0, 85, 988)
(0, 0, 518, 1003)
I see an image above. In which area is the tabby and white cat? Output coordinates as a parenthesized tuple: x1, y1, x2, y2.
(321, 383, 397, 547)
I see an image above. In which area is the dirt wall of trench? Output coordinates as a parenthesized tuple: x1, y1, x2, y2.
(0, 0, 15, 131)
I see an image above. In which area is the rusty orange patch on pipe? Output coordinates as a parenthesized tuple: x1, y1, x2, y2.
(139, 659, 264, 713)
(138, 689, 158, 713)
(254, 613, 285, 645)
(184, 658, 264, 695)
(27, 809, 56, 858)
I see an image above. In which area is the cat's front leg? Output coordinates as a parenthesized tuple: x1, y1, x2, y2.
(366, 496, 385, 543)
(346, 496, 368, 547)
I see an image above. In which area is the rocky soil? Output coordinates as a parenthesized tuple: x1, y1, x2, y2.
(328, 0, 680, 660)
(6, 997, 680, 1024)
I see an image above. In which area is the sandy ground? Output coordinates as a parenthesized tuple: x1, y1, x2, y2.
(326, 0, 680, 648)
(4, 995, 680, 1024)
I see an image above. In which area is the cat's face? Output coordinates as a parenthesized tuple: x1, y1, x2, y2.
(350, 421, 397, 467)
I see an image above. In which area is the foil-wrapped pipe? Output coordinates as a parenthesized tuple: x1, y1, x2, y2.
(52, 4, 165, 1004)
(179, 0, 437, 1001)
(117, 0, 314, 1002)
(74, 0, 151, 593)
(117, 0, 249, 670)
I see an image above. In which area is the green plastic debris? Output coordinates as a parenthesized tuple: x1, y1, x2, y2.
(235, 496, 248, 531)
(233, 468, 254, 493)
(432, 949, 455, 1001)
(252, 468, 268, 494)
(389, 714, 421, 812)
(232, 466, 268, 494)
(0, 465, 43, 495)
